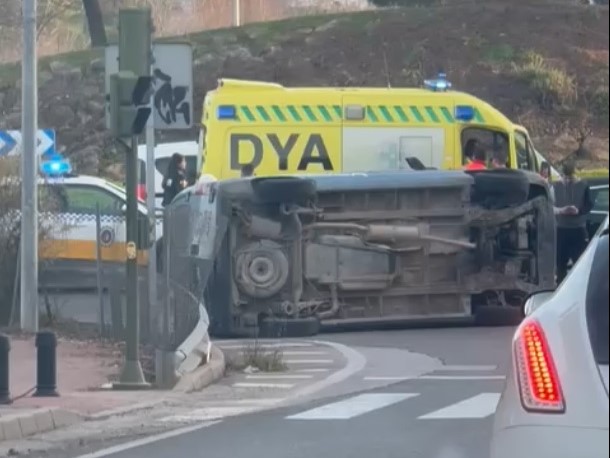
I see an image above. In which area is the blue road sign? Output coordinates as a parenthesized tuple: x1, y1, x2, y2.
(0, 129, 56, 157)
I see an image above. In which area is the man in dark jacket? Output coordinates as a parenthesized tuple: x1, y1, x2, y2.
(552, 159, 594, 283)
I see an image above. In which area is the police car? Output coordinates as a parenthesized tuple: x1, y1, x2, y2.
(32, 157, 163, 288)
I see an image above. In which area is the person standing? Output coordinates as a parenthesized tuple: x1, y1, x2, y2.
(161, 152, 188, 207)
(552, 159, 594, 283)
(490, 148, 508, 169)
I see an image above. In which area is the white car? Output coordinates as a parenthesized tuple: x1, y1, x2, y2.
(490, 217, 609, 458)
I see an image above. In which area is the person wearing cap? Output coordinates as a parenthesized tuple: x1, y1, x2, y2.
(552, 158, 594, 283)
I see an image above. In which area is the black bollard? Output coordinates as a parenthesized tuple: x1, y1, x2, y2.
(34, 331, 59, 397)
(0, 333, 11, 404)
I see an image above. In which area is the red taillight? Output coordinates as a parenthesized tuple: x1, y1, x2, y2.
(137, 184, 147, 201)
(514, 319, 565, 413)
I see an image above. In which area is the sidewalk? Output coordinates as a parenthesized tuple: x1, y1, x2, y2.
(1, 335, 161, 441)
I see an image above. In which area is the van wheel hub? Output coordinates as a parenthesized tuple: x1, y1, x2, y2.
(234, 240, 289, 299)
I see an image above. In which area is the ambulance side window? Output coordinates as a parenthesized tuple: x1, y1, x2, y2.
(63, 186, 123, 216)
(515, 131, 536, 171)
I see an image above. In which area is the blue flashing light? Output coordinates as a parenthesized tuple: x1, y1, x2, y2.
(40, 154, 72, 176)
(454, 105, 475, 122)
(217, 105, 237, 120)
(424, 73, 452, 92)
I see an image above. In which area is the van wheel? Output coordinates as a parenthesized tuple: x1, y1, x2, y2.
(259, 316, 321, 338)
(251, 177, 316, 204)
(204, 233, 234, 338)
(475, 305, 523, 327)
(470, 169, 530, 208)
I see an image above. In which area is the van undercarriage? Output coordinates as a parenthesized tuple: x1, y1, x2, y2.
(198, 170, 556, 337)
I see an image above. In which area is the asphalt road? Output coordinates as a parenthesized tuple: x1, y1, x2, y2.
(63, 326, 515, 458)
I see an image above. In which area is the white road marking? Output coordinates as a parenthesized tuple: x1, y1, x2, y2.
(73, 421, 220, 458)
(285, 359, 334, 364)
(286, 393, 418, 420)
(216, 342, 314, 350)
(297, 368, 331, 373)
(281, 351, 329, 356)
(246, 374, 313, 380)
(418, 393, 501, 420)
(419, 375, 505, 381)
(439, 365, 498, 371)
(233, 382, 295, 389)
(363, 376, 414, 381)
(363, 375, 505, 382)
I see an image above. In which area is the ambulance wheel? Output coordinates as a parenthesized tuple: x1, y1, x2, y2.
(470, 169, 530, 209)
(259, 316, 321, 338)
(251, 177, 316, 205)
(475, 305, 524, 327)
(204, 233, 235, 338)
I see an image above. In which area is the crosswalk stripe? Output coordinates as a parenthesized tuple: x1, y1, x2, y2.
(282, 351, 328, 356)
(286, 393, 418, 420)
(418, 393, 501, 420)
(297, 368, 330, 373)
(285, 359, 334, 364)
(233, 382, 294, 389)
(246, 374, 313, 380)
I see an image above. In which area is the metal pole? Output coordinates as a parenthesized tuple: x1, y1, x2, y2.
(95, 203, 105, 337)
(145, 58, 157, 340)
(20, 0, 39, 332)
(115, 135, 148, 388)
(233, 0, 241, 27)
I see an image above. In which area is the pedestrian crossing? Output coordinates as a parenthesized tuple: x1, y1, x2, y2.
(286, 391, 501, 421)
(158, 391, 501, 425)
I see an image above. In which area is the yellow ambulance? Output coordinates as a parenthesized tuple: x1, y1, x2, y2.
(198, 75, 550, 179)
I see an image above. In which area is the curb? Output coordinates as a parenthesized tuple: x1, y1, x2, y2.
(0, 408, 81, 442)
(173, 345, 225, 393)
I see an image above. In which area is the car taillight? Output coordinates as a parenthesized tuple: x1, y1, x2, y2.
(137, 184, 147, 201)
(514, 319, 565, 413)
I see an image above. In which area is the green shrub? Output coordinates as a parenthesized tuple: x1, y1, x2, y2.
(512, 51, 578, 109)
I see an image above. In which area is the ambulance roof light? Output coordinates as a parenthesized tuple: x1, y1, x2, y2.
(454, 105, 475, 122)
(217, 105, 237, 120)
(424, 73, 452, 92)
(40, 154, 72, 176)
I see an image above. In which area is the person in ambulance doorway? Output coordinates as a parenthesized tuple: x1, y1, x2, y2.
(161, 152, 188, 207)
(464, 144, 488, 171)
(552, 159, 594, 283)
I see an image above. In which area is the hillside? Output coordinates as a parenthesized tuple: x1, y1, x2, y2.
(0, 2, 608, 176)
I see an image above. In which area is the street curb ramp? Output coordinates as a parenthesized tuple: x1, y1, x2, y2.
(0, 407, 81, 442)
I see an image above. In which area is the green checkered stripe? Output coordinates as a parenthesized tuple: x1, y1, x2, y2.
(232, 105, 485, 124)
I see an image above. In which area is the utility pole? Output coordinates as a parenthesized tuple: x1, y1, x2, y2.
(20, 0, 39, 332)
(233, 0, 241, 27)
(145, 60, 157, 339)
(109, 8, 153, 389)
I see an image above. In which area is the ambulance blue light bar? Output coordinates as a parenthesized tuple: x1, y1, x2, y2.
(217, 105, 237, 120)
(454, 105, 475, 122)
(424, 73, 452, 92)
(40, 154, 72, 176)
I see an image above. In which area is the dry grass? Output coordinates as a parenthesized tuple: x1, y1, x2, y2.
(225, 340, 287, 373)
(512, 51, 578, 109)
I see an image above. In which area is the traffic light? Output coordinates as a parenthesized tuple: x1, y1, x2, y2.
(118, 8, 152, 76)
(109, 71, 153, 138)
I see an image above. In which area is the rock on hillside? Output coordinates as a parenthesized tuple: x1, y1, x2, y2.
(0, 3, 608, 176)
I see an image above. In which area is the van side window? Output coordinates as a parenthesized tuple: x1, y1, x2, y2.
(62, 186, 124, 216)
(461, 128, 509, 166)
(515, 131, 536, 171)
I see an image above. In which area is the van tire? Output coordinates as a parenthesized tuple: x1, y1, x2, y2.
(259, 316, 321, 338)
(469, 169, 530, 208)
(475, 305, 523, 327)
(204, 232, 234, 338)
(251, 177, 316, 204)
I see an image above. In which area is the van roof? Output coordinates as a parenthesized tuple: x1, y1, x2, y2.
(205, 78, 514, 129)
